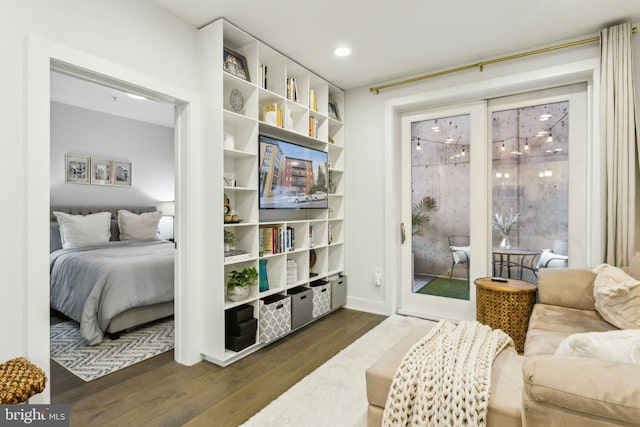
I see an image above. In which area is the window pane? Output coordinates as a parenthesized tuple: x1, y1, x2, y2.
(411, 114, 470, 300)
(491, 101, 569, 281)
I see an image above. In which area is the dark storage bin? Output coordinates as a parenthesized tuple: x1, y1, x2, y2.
(225, 306, 257, 352)
(225, 332, 256, 352)
(225, 304, 254, 324)
(288, 286, 313, 329)
(226, 317, 258, 337)
(331, 275, 347, 309)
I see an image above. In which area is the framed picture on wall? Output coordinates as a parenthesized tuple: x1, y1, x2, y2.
(113, 161, 132, 187)
(65, 155, 89, 184)
(90, 158, 112, 185)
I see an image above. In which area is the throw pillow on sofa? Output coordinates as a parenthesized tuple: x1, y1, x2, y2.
(592, 263, 640, 329)
(555, 329, 640, 363)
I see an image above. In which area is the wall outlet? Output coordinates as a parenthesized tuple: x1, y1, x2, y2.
(374, 267, 382, 287)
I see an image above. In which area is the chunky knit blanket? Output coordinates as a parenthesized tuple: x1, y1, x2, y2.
(382, 320, 513, 426)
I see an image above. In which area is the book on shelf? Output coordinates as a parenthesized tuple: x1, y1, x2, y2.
(260, 64, 268, 90)
(309, 224, 315, 248)
(287, 78, 298, 102)
(225, 249, 251, 262)
(309, 116, 318, 138)
(309, 89, 317, 111)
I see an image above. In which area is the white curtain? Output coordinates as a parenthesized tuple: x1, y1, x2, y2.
(600, 22, 639, 266)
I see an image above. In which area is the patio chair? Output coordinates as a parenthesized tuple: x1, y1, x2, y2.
(448, 235, 470, 281)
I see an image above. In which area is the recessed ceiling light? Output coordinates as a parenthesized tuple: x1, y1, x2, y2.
(334, 46, 351, 57)
(127, 93, 147, 100)
(539, 114, 552, 121)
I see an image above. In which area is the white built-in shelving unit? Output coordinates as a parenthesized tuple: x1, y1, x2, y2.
(199, 19, 345, 366)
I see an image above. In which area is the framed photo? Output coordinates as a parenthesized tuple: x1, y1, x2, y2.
(113, 161, 132, 187)
(90, 158, 112, 185)
(328, 101, 340, 121)
(65, 155, 89, 184)
(223, 47, 250, 82)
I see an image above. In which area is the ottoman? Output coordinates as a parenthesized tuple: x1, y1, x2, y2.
(365, 326, 525, 426)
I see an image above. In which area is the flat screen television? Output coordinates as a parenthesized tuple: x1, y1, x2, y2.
(259, 134, 329, 209)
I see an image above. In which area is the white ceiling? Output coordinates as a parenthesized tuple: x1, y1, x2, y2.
(152, 0, 640, 90)
(51, 1, 640, 127)
(50, 71, 175, 128)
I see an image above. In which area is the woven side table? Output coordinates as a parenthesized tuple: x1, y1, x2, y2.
(0, 357, 47, 404)
(474, 277, 537, 353)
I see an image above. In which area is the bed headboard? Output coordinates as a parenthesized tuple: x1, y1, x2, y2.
(50, 205, 157, 253)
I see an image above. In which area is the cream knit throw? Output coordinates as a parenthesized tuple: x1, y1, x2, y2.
(382, 320, 513, 426)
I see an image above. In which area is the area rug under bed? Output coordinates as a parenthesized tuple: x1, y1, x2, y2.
(50, 318, 174, 382)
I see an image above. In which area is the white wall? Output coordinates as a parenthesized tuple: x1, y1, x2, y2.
(0, 0, 197, 383)
(344, 30, 640, 315)
(50, 102, 175, 205)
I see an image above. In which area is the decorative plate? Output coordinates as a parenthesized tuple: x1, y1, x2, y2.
(230, 89, 244, 113)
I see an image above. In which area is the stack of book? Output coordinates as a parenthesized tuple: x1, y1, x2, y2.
(225, 249, 251, 263)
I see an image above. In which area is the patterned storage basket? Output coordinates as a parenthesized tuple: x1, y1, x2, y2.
(311, 282, 332, 318)
(259, 294, 292, 343)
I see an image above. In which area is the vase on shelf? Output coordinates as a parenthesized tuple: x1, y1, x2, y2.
(259, 259, 269, 292)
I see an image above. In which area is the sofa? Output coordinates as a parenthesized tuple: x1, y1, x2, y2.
(365, 266, 640, 426)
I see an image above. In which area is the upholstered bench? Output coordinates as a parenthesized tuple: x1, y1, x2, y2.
(365, 326, 525, 427)
(0, 357, 47, 404)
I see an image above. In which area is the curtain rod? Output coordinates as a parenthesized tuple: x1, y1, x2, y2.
(369, 27, 637, 94)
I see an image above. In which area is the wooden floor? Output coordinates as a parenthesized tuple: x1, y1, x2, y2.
(51, 308, 386, 426)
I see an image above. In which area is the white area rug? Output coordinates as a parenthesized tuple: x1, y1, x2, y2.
(241, 314, 435, 427)
(50, 318, 174, 382)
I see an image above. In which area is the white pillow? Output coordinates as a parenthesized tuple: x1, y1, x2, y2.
(53, 211, 112, 249)
(592, 263, 640, 329)
(555, 330, 640, 364)
(117, 210, 162, 240)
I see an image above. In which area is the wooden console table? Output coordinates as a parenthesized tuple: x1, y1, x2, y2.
(474, 277, 537, 353)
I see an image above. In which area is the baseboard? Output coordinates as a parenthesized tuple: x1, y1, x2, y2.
(345, 296, 392, 316)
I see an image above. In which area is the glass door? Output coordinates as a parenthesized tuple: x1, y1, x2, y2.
(399, 102, 485, 321)
(488, 84, 588, 277)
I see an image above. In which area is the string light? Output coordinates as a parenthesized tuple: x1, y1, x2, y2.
(416, 141, 421, 150)
(524, 139, 529, 150)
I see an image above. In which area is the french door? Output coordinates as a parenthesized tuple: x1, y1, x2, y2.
(399, 84, 587, 321)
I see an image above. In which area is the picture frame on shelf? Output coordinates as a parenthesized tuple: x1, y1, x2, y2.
(65, 154, 89, 184)
(113, 161, 132, 187)
(328, 101, 340, 121)
(223, 47, 250, 82)
(90, 158, 112, 185)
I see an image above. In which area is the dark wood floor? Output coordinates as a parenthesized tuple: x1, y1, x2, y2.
(51, 308, 386, 426)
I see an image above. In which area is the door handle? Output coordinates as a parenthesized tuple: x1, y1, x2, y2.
(400, 223, 406, 244)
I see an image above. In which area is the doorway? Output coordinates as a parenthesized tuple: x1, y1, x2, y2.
(26, 37, 199, 403)
(49, 69, 177, 386)
(398, 84, 587, 321)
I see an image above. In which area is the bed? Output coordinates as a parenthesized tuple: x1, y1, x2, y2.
(49, 205, 175, 345)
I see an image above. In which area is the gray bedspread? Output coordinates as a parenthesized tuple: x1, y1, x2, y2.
(50, 240, 174, 345)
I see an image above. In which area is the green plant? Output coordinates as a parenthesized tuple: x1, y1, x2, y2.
(224, 229, 236, 248)
(412, 196, 437, 236)
(226, 266, 258, 291)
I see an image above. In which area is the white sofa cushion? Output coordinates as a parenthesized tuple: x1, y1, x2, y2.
(555, 329, 640, 364)
(592, 263, 640, 329)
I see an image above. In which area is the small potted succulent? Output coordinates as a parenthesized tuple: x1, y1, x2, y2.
(226, 266, 258, 302)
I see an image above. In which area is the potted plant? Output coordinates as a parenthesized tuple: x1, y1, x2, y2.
(412, 196, 437, 236)
(226, 266, 258, 302)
